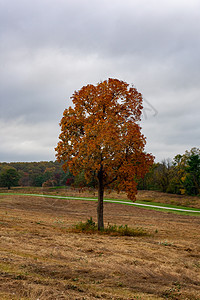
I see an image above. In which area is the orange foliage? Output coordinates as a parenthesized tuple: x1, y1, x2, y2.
(55, 78, 154, 201)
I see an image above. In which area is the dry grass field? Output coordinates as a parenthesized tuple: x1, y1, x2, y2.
(0, 188, 200, 299)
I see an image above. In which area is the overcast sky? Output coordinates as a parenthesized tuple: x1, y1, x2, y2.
(0, 0, 200, 162)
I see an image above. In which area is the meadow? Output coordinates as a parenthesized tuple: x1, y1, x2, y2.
(0, 188, 199, 299)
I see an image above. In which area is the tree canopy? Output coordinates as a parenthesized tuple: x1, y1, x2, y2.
(55, 78, 154, 229)
(0, 167, 20, 189)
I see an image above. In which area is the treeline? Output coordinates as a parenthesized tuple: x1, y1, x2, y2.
(0, 161, 72, 188)
(0, 161, 93, 189)
(138, 147, 200, 196)
(0, 147, 200, 196)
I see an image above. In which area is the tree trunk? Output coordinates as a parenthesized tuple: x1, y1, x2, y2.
(97, 165, 104, 230)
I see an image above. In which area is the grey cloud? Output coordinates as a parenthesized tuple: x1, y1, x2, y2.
(1, 0, 199, 57)
(0, 118, 58, 162)
(0, 0, 200, 162)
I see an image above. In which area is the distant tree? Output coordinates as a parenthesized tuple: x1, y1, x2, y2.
(73, 170, 87, 188)
(55, 78, 154, 230)
(137, 163, 160, 191)
(174, 148, 200, 195)
(173, 154, 182, 166)
(42, 179, 55, 187)
(0, 167, 20, 189)
(153, 159, 172, 192)
(18, 171, 30, 186)
(183, 154, 200, 195)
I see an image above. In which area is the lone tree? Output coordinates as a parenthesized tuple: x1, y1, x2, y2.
(55, 78, 154, 230)
(0, 167, 20, 189)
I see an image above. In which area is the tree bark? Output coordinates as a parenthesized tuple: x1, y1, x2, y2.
(97, 165, 104, 230)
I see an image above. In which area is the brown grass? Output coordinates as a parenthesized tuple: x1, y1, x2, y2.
(0, 188, 200, 299)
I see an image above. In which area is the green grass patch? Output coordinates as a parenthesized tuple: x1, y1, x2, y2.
(70, 217, 148, 236)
